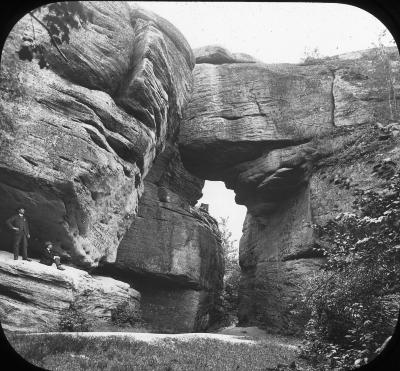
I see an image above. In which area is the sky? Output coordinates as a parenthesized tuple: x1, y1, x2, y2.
(132, 1, 396, 246)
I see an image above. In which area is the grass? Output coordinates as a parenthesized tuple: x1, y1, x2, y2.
(5, 332, 312, 371)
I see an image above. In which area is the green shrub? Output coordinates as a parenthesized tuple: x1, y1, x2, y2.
(216, 217, 241, 327)
(58, 303, 92, 332)
(300, 171, 400, 369)
(110, 301, 141, 327)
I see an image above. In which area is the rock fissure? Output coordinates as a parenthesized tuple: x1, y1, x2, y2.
(330, 68, 336, 127)
(20, 155, 39, 167)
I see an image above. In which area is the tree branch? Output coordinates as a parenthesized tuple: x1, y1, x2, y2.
(29, 12, 68, 62)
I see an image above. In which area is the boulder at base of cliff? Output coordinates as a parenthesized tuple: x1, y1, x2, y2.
(0, 251, 141, 332)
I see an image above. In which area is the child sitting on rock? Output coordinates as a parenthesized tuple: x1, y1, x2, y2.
(40, 241, 65, 270)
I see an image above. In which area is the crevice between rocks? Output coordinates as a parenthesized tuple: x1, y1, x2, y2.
(20, 155, 39, 167)
(0, 283, 30, 303)
(281, 245, 325, 262)
(212, 113, 270, 121)
(329, 68, 336, 127)
(248, 87, 268, 118)
(93, 263, 202, 291)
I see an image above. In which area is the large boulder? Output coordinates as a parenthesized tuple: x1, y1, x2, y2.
(0, 2, 194, 268)
(0, 251, 140, 332)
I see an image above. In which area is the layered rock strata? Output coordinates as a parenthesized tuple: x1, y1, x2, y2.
(0, 251, 140, 332)
(179, 46, 400, 334)
(0, 1, 194, 268)
(113, 142, 224, 332)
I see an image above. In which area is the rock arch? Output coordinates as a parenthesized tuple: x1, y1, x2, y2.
(178, 45, 400, 334)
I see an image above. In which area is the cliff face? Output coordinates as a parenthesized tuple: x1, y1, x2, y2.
(180, 45, 400, 334)
(1, 3, 399, 336)
(0, 2, 194, 269)
(0, 2, 224, 334)
(113, 142, 223, 332)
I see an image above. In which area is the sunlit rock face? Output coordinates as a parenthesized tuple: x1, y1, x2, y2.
(114, 142, 224, 332)
(179, 45, 400, 334)
(0, 2, 194, 268)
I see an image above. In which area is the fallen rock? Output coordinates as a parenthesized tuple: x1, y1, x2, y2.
(0, 251, 140, 332)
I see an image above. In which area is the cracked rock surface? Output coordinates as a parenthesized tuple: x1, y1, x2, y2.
(0, 2, 194, 268)
(179, 45, 400, 334)
(0, 251, 140, 332)
(112, 141, 224, 332)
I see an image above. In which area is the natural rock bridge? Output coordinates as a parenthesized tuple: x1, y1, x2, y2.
(1, 2, 399, 334)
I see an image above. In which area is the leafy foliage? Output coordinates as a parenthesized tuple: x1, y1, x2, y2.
(300, 47, 325, 65)
(58, 303, 92, 332)
(42, 2, 89, 45)
(18, 2, 90, 68)
(110, 301, 142, 327)
(217, 217, 241, 327)
(300, 169, 400, 369)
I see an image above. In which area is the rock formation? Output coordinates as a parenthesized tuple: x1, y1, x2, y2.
(194, 45, 258, 64)
(0, 1, 194, 268)
(99, 141, 224, 332)
(0, 2, 223, 334)
(1, 1, 399, 336)
(179, 45, 400, 334)
(0, 251, 140, 332)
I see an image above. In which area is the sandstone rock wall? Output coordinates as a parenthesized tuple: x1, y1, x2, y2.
(0, 2, 227, 334)
(179, 46, 400, 334)
(0, 2, 194, 268)
(0, 251, 140, 332)
(1, 2, 399, 336)
(113, 142, 224, 332)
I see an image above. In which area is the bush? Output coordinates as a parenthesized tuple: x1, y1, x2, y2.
(300, 171, 400, 369)
(216, 218, 241, 327)
(58, 303, 92, 332)
(110, 301, 141, 327)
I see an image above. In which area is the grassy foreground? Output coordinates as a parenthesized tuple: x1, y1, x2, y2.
(6, 332, 310, 371)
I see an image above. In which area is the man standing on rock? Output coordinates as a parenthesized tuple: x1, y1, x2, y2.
(6, 206, 32, 261)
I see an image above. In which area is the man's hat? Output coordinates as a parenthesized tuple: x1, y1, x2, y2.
(16, 205, 25, 212)
(44, 241, 53, 248)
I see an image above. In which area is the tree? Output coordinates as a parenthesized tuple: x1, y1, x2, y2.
(18, 2, 91, 68)
(301, 46, 324, 65)
(218, 217, 241, 327)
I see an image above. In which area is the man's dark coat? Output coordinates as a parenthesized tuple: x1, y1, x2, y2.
(40, 248, 56, 266)
(6, 214, 30, 236)
(6, 214, 30, 259)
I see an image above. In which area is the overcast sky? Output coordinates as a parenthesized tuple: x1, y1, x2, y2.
(133, 1, 395, 246)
